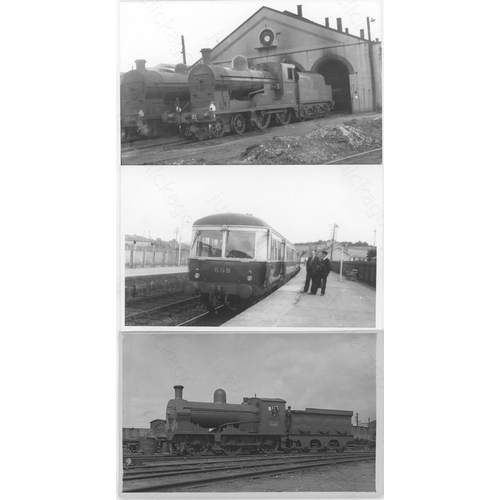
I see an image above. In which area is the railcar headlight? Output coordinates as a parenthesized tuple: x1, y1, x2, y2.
(194, 268, 200, 279)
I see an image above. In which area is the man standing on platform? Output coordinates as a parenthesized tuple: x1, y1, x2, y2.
(320, 250, 331, 296)
(302, 250, 315, 293)
(309, 252, 323, 295)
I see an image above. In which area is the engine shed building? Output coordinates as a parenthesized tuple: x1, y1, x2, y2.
(198, 5, 382, 114)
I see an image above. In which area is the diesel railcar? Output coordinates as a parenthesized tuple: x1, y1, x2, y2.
(121, 59, 190, 139)
(130, 385, 354, 456)
(165, 49, 334, 138)
(183, 213, 300, 310)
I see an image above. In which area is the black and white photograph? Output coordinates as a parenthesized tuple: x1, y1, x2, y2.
(120, 332, 381, 494)
(120, 0, 382, 165)
(120, 164, 382, 328)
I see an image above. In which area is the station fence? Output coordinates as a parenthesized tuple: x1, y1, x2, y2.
(125, 244, 189, 268)
(331, 260, 376, 288)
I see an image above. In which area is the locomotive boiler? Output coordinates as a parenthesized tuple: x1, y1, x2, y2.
(183, 213, 300, 310)
(165, 49, 334, 138)
(141, 385, 354, 456)
(121, 59, 190, 139)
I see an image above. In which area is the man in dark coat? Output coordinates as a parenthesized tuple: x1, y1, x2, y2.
(302, 250, 315, 293)
(319, 250, 331, 296)
(309, 253, 323, 295)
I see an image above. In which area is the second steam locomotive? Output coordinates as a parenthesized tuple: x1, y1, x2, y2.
(124, 385, 354, 456)
(183, 213, 300, 310)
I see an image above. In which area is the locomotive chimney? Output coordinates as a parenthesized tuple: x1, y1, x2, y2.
(297, 5, 302, 17)
(325, 17, 329, 28)
(173, 385, 184, 399)
(201, 48, 212, 65)
(214, 388, 227, 404)
(135, 59, 147, 71)
(336, 18, 342, 32)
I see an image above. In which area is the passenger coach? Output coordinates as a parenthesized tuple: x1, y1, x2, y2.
(184, 213, 300, 309)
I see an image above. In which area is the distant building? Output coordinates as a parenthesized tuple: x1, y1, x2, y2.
(125, 236, 154, 247)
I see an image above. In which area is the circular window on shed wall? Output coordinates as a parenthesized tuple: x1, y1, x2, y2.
(259, 29, 274, 46)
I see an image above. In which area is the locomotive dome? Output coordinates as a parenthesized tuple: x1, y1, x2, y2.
(231, 55, 249, 71)
(193, 213, 269, 227)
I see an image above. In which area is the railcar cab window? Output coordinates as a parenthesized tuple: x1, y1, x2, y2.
(192, 230, 222, 257)
(268, 405, 280, 416)
(225, 231, 267, 260)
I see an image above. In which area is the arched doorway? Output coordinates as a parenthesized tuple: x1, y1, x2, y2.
(314, 58, 352, 113)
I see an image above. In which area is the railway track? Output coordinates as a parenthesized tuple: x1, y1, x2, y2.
(125, 292, 202, 325)
(122, 451, 375, 492)
(175, 304, 246, 326)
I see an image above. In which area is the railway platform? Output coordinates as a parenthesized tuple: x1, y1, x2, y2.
(222, 270, 376, 328)
(125, 266, 188, 277)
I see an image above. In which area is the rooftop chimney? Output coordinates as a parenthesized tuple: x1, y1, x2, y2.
(360, 29, 365, 39)
(135, 59, 146, 71)
(173, 385, 184, 399)
(325, 17, 329, 28)
(336, 18, 342, 32)
(297, 5, 302, 17)
(201, 48, 212, 65)
(345, 28, 349, 34)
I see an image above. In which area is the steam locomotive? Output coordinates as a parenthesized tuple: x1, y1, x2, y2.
(165, 49, 334, 139)
(120, 59, 190, 139)
(183, 213, 300, 310)
(125, 385, 354, 456)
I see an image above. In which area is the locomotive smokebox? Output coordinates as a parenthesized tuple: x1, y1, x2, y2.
(174, 385, 184, 399)
(214, 388, 227, 403)
(135, 59, 147, 71)
(201, 48, 212, 65)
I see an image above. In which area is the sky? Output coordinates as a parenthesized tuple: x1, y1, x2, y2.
(119, 0, 382, 72)
(121, 332, 378, 428)
(120, 165, 383, 245)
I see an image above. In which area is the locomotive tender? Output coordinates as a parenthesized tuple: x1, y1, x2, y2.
(183, 213, 300, 309)
(127, 385, 354, 456)
(120, 59, 190, 139)
(165, 48, 334, 138)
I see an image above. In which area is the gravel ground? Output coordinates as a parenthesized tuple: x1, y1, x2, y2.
(238, 118, 382, 165)
(179, 460, 376, 493)
(139, 112, 382, 165)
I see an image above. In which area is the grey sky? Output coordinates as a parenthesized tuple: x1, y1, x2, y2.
(122, 333, 378, 428)
(119, 0, 382, 72)
(120, 165, 383, 245)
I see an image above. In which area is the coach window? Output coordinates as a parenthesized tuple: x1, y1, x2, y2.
(193, 230, 223, 257)
(226, 231, 255, 259)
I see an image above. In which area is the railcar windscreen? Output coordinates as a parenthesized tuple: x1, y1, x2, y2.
(193, 230, 223, 257)
(225, 231, 267, 260)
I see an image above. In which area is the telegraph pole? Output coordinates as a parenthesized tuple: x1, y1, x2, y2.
(330, 223, 338, 260)
(177, 227, 182, 266)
